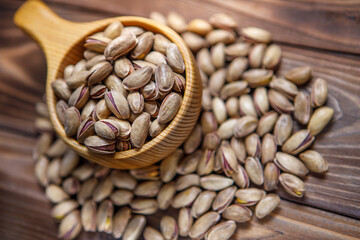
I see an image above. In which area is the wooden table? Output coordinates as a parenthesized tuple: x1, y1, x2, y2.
(1, 0, 360, 239)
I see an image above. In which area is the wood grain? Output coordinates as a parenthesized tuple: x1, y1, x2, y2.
(0, 0, 360, 239)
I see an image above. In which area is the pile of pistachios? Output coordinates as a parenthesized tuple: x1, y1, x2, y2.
(33, 11, 335, 240)
(52, 21, 186, 153)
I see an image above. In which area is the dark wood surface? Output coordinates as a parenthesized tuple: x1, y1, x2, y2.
(0, 0, 360, 239)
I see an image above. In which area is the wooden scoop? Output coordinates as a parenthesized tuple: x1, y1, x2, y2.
(14, 0, 201, 169)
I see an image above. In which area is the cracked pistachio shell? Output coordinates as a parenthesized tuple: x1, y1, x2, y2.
(113, 207, 131, 239)
(123, 215, 146, 240)
(68, 85, 89, 109)
(167, 43, 185, 73)
(285, 66, 312, 85)
(104, 90, 130, 119)
(263, 162, 280, 191)
(282, 129, 315, 155)
(90, 84, 106, 99)
(84, 35, 111, 52)
(279, 173, 306, 198)
(226, 57, 248, 82)
(231, 164, 250, 189)
(197, 48, 215, 75)
(268, 89, 294, 114)
(188, 18, 213, 35)
(64, 107, 81, 137)
(311, 78, 328, 107)
(249, 43, 266, 68)
(104, 30, 138, 61)
(255, 194, 281, 219)
(130, 31, 155, 59)
(241, 27, 271, 43)
(206, 29, 236, 45)
(294, 90, 312, 125)
(158, 92, 182, 124)
(243, 69, 273, 88)
(191, 191, 217, 218)
(189, 211, 220, 239)
(269, 77, 299, 100)
(84, 135, 115, 154)
(52, 79, 71, 101)
(144, 101, 160, 117)
(274, 152, 309, 177)
(114, 58, 134, 80)
(88, 61, 113, 86)
(245, 156, 264, 185)
(307, 106, 334, 136)
(173, 72, 186, 93)
(219, 141, 238, 177)
(235, 188, 265, 206)
(233, 115, 258, 138)
(108, 116, 131, 140)
(257, 111, 278, 137)
(94, 119, 120, 139)
(157, 182, 176, 210)
(263, 44, 282, 70)
(62, 177, 80, 195)
(299, 150, 328, 173)
(92, 99, 111, 121)
(58, 210, 82, 240)
(182, 31, 209, 52)
(130, 112, 151, 148)
(222, 204, 252, 223)
(253, 87, 269, 115)
(212, 186, 237, 213)
(197, 149, 215, 176)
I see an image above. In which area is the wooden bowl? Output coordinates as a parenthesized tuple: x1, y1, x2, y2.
(14, 0, 202, 169)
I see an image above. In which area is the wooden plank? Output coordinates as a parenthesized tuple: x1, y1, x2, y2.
(41, 0, 360, 54)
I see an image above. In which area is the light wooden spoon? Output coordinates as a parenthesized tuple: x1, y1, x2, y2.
(14, 0, 201, 169)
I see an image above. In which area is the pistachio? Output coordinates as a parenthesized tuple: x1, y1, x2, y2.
(33, 133, 52, 161)
(200, 174, 234, 191)
(253, 87, 269, 116)
(282, 129, 314, 155)
(108, 116, 132, 140)
(60, 150, 80, 177)
(64, 107, 81, 137)
(285, 66, 312, 86)
(191, 191, 217, 218)
(134, 180, 162, 198)
(167, 12, 187, 33)
(311, 78, 328, 107)
(77, 177, 98, 205)
(46, 138, 67, 158)
(220, 81, 250, 100)
(230, 137, 246, 164)
(173, 73, 186, 93)
(104, 30, 138, 61)
(94, 119, 120, 139)
(88, 61, 113, 86)
(209, 13, 237, 29)
(299, 150, 328, 173)
(249, 43, 266, 68)
(233, 115, 258, 138)
(149, 119, 167, 138)
(110, 171, 137, 190)
(92, 99, 111, 121)
(72, 163, 94, 181)
(202, 89, 212, 111)
(62, 177, 80, 195)
(141, 81, 159, 100)
(144, 227, 165, 240)
(235, 188, 266, 206)
(239, 94, 258, 117)
(261, 133, 277, 164)
(182, 31, 209, 52)
(255, 194, 281, 219)
(150, 11, 167, 25)
(84, 50, 99, 60)
(243, 69, 273, 88)
(104, 90, 130, 119)
(225, 97, 240, 118)
(52, 79, 71, 101)
(46, 184, 70, 203)
(123, 66, 153, 91)
(85, 54, 106, 69)
(92, 177, 113, 202)
(263, 44, 282, 70)
(177, 150, 201, 175)
(197, 48, 215, 75)
(155, 64, 175, 94)
(58, 210, 82, 240)
(263, 162, 280, 191)
(130, 112, 151, 148)
(153, 34, 171, 55)
(226, 57, 248, 82)
(81, 200, 97, 232)
(84, 135, 115, 154)
(209, 68, 227, 96)
(178, 207, 193, 237)
(184, 124, 202, 154)
(206, 29, 236, 45)
(225, 42, 251, 59)
(84, 35, 111, 52)
(110, 190, 134, 206)
(114, 57, 134, 79)
(113, 207, 131, 239)
(212, 97, 227, 124)
(123, 215, 146, 240)
(104, 21, 123, 39)
(35, 117, 53, 132)
(130, 199, 158, 215)
(125, 26, 145, 36)
(166, 43, 185, 73)
(145, 51, 167, 66)
(187, 18, 213, 35)
(68, 85, 89, 109)
(175, 174, 200, 191)
(171, 186, 201, 209)
(274, 114, 293, 146)
(269, 77, 299, 100)
(201, 111, 218, 135)
(307, 106, 334, 136)
(294, 91, 312, 125)
(131, 31, 155, 59)
(96, 200, 114, 234)
(47, 158, 61, 185)
(212, 186, 236, 213)
(130, 165, 160, 180)
(279, 173, 306, 198)
(274, 152, 309, 177)
(189, 211, 220, 239)
(160, 215, 179, 240)
(231, 164, 250, 189)
(127, 91, 145, 114)
(34, 155, 49, 187)
(245, 156, 264, 186)
(205, 220, 237, 240)
(202, 132, 221, 150)
(257, 111, 278, 137)
(222, 204, 252, 222)
(158, 92, 182, 124)
(219, 141, 238, 176)
(268, 89, 294, 114)
(56, 100, 68, 126)
(241, 27, 271, 43)
(157, 182, 176, 210)
(161, 149, 184, 182)
(245, 133, 261, 158)
(211, 43, 225, 69)
(64, 64, 74, 79)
